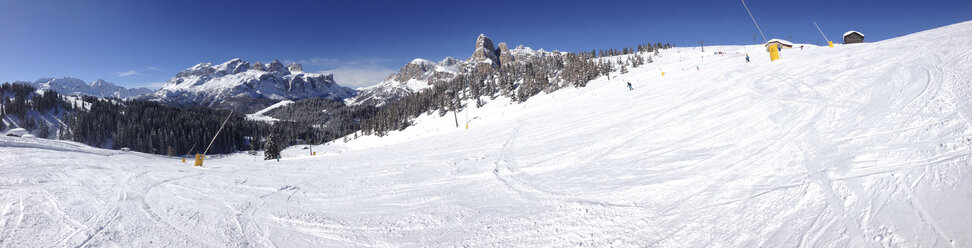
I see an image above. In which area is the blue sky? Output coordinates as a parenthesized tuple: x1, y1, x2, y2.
(1, 0, 969, 89)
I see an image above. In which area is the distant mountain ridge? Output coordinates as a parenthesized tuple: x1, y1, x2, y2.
(15, 77, 153, 99)
(347, 34, 555, 107)
(15, 35, 556, 115)
(347, 58, 461, 106)
(148, 58, 355, 113)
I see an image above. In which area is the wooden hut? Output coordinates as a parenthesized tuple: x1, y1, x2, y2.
(843, 31, 865, 44)
(764, 39, 793, 52)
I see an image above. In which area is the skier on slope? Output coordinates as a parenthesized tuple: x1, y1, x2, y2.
(626, 82, 633, 91)
(745, 54, 750, 63)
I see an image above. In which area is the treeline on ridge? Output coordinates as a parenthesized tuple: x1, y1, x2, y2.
(358, 42, 669, 137)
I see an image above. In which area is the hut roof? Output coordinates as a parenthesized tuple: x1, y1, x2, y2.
(5, 128, 27, 137)
(764, 39, 794, 46)
(843, 31, 865, 37)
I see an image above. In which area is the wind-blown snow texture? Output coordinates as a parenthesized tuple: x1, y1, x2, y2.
(2, 21, 972, 247)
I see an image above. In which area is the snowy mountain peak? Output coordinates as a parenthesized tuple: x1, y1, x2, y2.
(216, 58, 249, 74)
(218, 58, 243, 67)
(251, 61, 267, 71)
(287, 63, 303, 74)
(410, 58, 435, 66)
(90, 79, 111, 87)
(190, 62, 212, 69)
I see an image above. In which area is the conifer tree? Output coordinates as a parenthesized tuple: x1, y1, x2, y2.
(37, 121, 51, 138)
(264, 134, 281, 160)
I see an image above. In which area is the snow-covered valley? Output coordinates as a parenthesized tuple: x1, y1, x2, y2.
(2, 21, 972, 247)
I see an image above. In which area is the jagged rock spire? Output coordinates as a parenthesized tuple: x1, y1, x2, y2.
(470, 34, 500, 65)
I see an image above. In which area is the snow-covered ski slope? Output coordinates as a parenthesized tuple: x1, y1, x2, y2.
(2, 21, 972, 247)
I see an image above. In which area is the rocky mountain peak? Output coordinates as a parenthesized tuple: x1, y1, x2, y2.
(497, 42, 514, 65)
(471, 34, 500, 65)
(287, 63, 304, 74)
(177, 63, 216, 78)
(267, 60, 287, 73)
(90, 79, 112, 86)
(390, 59, 436, 82)
(475, 34, 495, 52)
(217, 58, 250, 74)
(438, 57, 460, 67)
(251, 61, 267, 71)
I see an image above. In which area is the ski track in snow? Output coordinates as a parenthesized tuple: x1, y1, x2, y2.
(2, 21, 972, 247)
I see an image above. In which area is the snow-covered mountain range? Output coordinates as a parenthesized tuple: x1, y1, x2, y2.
(16, 77, 153, 99)
(14, 35, 550, 113)
(148, 59, 355, 113)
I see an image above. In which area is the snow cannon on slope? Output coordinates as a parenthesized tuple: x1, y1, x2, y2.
(194, 154, 204, 166)
(195, 110, 234, 167)
(769, 44, 780, 61)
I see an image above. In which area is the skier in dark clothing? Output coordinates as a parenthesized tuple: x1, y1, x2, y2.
(745, 54, 750, 62)
(626, 82, 633, 91)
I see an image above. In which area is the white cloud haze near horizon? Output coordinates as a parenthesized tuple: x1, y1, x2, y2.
(115, 70, 138, 77)
(43, 58, 399, 90)
(136, 81, 165, 89)
(286, 57, 399, 88)
(319, 67, 395, 89)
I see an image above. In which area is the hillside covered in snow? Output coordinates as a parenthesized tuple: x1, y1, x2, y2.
(1, 20, 972, 247)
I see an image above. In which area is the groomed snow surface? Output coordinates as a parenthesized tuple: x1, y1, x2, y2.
(3, 21, 972, 247)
